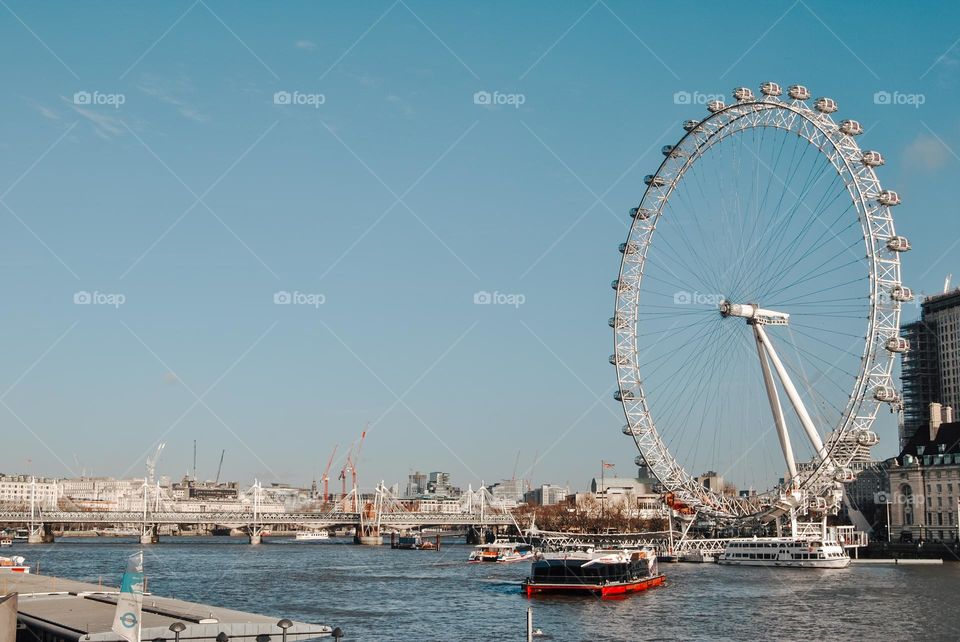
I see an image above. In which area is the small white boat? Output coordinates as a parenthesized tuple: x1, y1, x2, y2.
(468, 541, 535, 563)
(679, 550, 716, 563)
(0, 555, 30, 573)
(0, 538, 12, 548)
(295, 530, 330, 541)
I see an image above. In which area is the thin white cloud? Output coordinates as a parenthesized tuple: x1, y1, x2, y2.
(35, 104, 60, 121)
(295, 39, 317, 50)
(137, 74, 209, 123)
(903, 133, 951, 171)
(61, 96, 125, 139)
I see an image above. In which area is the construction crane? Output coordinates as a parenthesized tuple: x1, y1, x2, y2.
(339, 442, 355, 500)
(321, 444, 338, 503)
(146, 442, 165, 485)
(215, 449, 225, 484)
(350, 429, 368, 511)
(526, 450, 538, 493)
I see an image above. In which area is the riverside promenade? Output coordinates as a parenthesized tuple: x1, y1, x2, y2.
(0, 572, 338, 642)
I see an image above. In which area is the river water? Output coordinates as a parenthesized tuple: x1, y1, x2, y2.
(11, 537, 960, 641)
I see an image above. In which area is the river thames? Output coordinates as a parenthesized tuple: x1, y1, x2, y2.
(11, 537, 960, 641)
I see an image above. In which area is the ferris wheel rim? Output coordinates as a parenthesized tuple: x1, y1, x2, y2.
(612, 84, 905, 521)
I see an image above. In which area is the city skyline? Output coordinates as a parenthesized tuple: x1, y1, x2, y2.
(1, 0, 959, 491)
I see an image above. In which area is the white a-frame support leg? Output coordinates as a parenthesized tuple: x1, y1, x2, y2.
(753, 323, 829, 463)
(753, 326, 798, 482)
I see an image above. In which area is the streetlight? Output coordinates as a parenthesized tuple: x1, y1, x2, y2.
(277, 619, 293, 642)
(169, 622, 186, 642)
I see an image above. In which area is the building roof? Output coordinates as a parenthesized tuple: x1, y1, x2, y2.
(896, 421, 960, 463)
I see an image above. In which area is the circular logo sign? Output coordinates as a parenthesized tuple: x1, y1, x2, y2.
(120, 612, 138, 629)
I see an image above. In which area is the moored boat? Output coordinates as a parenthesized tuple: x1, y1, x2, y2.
(717, 536, 849, 568)
(0, 538, 12, 548)
(295, 530, 330, 541)
(0, 555, 30, 573)
(523, 547, 664, 598)
(468, 541, 535, 563)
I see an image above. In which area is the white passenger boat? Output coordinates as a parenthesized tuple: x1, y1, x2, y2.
(468, 541, 535, 563)
(0, 555, 30, 573)
(717, 536, 849, 568)
(295, 530, 330, 541)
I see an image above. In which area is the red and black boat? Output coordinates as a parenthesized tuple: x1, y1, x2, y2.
(522, 547, 664, 598)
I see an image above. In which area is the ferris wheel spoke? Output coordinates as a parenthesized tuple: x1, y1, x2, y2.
(757, 209, 860, 298)
(761, 250, 865, 302)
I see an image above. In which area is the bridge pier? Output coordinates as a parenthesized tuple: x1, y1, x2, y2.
(140, 524, 159, 544)
(27, 524, 54, 544)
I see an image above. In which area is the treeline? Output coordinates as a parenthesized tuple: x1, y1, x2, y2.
(515, 498, 668, 533)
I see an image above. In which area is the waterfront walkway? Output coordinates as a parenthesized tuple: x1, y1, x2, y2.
(0, 572, 336, 642)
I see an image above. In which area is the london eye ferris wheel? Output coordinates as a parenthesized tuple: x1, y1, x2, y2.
(611, 82, 910, 524)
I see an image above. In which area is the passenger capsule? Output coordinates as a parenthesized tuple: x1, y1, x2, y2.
(890, 285, 913, 302)
(611, 279, 631, 292)
(644, 174, 666, 187)
(878, 190, 901, 206)
(609, 353, 629, 366)
(812, 496, 828, 511)
(834, 468, 855, 483)
(733, 87, 754, 102)
(788, 85, 811, 100)
(873, 385, 899, 403)
(885, 336, 910, 353)
(814, 97, 838, 113)
(661, 144, 680, 157)
(861, 151, 885, 167)
(622, 424, 638, 436)
(683, 119, 700, 132)
(609, 315, 628, 329)
(706, 99, 725, 113)
(634, 455, 646, 466)
(629, 207, 654, 220)
(760, 81, 782, 96)
(886, 236, 911, 252)
(614, 389, 635, 401)
(856, 430, 880, 447)
(839, 119, 863, 135)
(619, 241, 639, 254)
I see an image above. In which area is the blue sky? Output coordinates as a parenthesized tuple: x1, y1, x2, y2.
(0, 0, 957, 492)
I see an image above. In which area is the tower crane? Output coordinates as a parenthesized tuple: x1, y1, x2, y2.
(321, 444, 338, 503)
(215, 449, 225, 484)
(146, 442, 165, 485)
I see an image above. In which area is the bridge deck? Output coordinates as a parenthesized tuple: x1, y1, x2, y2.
(1, 571, 334, 641)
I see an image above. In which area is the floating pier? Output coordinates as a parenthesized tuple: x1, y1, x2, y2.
(0, 572, 339, 642)
(851, 558, 944, 565)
